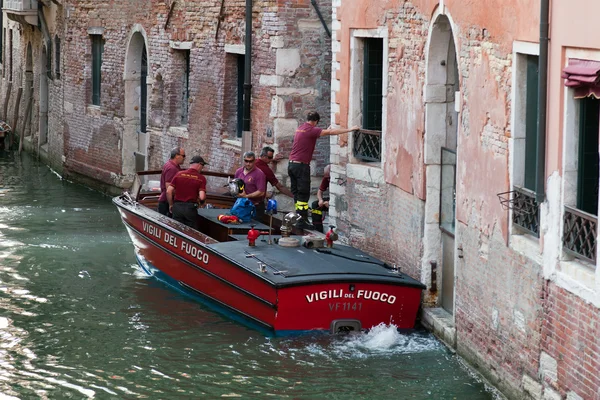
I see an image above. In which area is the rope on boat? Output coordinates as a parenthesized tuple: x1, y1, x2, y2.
(315, 248, 396, 271)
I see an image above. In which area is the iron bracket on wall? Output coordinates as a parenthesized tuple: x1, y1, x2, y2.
(215, 0, 226, 40)
(310, 0, 331, 38)
(165, 0, 177, 30)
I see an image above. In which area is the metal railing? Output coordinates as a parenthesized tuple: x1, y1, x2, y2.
(353, 129, 381, 162)
(563, 205, 597, 265)
(3, 0, 38, 11)
(512, 186, 540, 237)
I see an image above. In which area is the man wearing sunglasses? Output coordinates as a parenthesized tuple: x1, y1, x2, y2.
(234, 151, 267, 218)
(288, 111, 359, 229)
(158, 146, 186, 217)
(256, 146, 294, 199)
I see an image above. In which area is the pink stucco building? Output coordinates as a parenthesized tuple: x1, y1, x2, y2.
(330, 0, 599, 398)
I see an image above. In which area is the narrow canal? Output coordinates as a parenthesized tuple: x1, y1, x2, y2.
(0, 151, 501, 399)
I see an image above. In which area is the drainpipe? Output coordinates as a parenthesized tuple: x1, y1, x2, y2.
(535, 0, 550, 203)
(242, 0, 252, 134)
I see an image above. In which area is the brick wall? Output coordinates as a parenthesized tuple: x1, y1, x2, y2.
(455, 222, 544, 398)
(55, 0, 330, 190)
(336, 177, 424, 280)
(541, 283, 600, 400)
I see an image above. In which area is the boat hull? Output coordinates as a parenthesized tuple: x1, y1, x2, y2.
(115, 197, 424, 335)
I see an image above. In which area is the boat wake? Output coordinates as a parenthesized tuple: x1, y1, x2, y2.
(329, 323, 441, 358)
(278, 323, 442, 362)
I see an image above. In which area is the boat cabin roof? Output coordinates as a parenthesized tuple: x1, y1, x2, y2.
(208, 235, 426, 289)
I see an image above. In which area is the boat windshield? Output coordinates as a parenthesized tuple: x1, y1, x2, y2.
(132, 170, 235, 206)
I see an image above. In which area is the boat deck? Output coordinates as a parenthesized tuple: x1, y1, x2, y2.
(207, 236, 425, 289)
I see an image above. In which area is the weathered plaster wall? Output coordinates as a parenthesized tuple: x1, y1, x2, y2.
(330, 1, 568, 399)
(537, 2, 600, 399)
(547, 0, 600, 176)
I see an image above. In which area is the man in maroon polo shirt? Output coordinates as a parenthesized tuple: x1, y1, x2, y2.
(256, 146, 293, 199)
(234, 151, 267, 218)
(288, 111, 358, 228)
(158, 146, 186, 217)
(166, 155, 208, 229)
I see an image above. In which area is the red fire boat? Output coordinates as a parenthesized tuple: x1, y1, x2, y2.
(113, 170, 425, 335)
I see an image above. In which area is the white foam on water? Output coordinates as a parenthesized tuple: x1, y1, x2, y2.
(302, 323, 441, 360)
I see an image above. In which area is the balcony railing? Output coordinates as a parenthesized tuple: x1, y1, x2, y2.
(563, 205, 597, 265)
(497, 186, 540, 237)
(353, 129, 381, 162)
(4, 0, 38, 11)
(512, 186, 540, 237)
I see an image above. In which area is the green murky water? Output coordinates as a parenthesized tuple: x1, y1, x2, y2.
(0, 151, 500, 399)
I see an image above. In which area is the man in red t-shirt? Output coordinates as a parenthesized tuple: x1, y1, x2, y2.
(288, 111, 358, 228)
(158, 146, 186, 216)
(311, 164, 330, 233)
(166, 155, 208, 229)
(256, 146, 293, 199)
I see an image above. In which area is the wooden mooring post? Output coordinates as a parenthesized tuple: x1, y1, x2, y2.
(3, 82, 12, 121)
(8, 87, 23, 151)
(19, 88, 34, 155)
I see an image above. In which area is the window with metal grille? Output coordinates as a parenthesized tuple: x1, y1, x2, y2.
(354, 38, 382, 162)
(561, 96, 599, 265)
(505, 52, 540, 237)
(91, 35, 103, 106)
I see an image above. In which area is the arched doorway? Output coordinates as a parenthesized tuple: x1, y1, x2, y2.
(423, 13, 459, 315)
(123, 27, 149, 175)
(39, 45, 49, 148)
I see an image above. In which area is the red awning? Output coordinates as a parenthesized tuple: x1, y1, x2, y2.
(562, 59, 600, 99)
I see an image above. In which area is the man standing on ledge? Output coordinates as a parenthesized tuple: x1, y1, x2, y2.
(288, 111, 359, 229)
(158, 146, 186, 217)
(166, 155, 208, 230)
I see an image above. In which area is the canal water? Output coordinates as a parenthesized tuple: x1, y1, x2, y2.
(0, 151, 501, 399)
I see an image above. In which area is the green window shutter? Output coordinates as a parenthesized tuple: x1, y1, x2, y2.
(236, 55, 245, 138)
(524, 55, 539, 191)
(577, 97, 600, 215)
(363, 39, 383, 131)
(91, 36, 103, 106)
